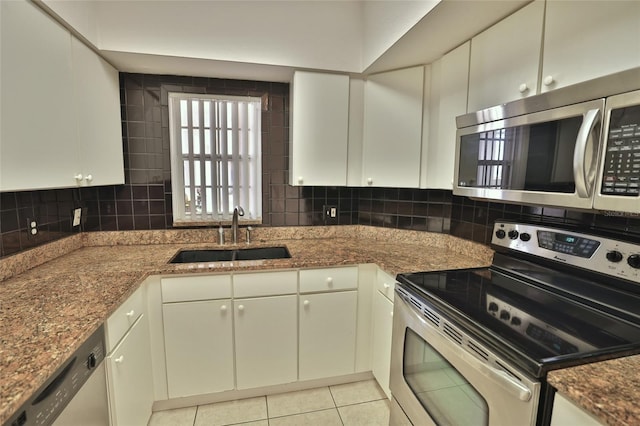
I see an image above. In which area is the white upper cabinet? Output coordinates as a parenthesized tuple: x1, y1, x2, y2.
(422, 42, 470, 190)
(0, 1, 123, 192)
(1, 0, 77, 191)
(541, 1, 640, 92)
(467, 0, 544, 111)
(362, 66, 425, 188)
(290, 71, 350, 186)
(72, 38, 124, 187)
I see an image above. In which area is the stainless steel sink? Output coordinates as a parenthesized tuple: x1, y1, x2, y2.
(169, 247, 291, 263)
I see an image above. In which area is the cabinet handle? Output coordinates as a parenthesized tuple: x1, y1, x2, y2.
(367, 178, 373, 185)
(125, 310, 135, 318)
(114, 355, 124, 363)
(390, 311, 394, 317)
(518, 83, 528, 93)
(220, 305, 227, 312)
(303, 300, 310, 307)
(326, 277, 333, 286)
(543, 75, 555, 86)
(238, 304, 244, 312)
(383, 283, 390, 289)
(85, 174, 93, 183)
(298, 176, 303, 184)
(74, 174, 83, 181)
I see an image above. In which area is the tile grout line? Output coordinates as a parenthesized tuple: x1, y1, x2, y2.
(327, 385, 346, 426)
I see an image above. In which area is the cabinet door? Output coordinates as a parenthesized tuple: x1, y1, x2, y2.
(541, 1, 640, 92)
(362, 66, 424, 188)
(290, 71, 349, 186)
(551, 393, 603, 426)
(234, 295, 297, 389)
(467, 0, 544, 111)
(371, 290, 394, 399)
(423, 42, 470, 190)
(106, 315, 154, 426)
(0, 0, 77, 191)
(163, 299, 234, 397)
(71, 37, 124, 187)
(299, 291, 357, 380)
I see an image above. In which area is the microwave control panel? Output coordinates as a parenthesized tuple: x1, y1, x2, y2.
(601, 104, 640, 196)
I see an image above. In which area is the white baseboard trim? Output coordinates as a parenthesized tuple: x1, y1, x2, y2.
(152, 371, 375, 412)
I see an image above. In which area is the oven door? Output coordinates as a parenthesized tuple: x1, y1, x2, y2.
(390, 291, 540, 426)
(454, 99, 604, 210)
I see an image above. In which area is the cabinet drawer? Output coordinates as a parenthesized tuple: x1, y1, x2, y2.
(161, 274, 231, 303)
(376, 269, 397, 302)
(300, 266, 358, 293)
(233, 270, 298, 298)
(106, 286, 145, 352)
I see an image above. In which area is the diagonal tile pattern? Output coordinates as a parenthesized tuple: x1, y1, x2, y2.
(148, 379, 389, 426)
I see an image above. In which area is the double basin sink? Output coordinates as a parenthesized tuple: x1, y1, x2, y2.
(169, 246, 291, 263)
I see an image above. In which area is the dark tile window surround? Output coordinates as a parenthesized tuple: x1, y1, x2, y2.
(1, 73, 639, 258)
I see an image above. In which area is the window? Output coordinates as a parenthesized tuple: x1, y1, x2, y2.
(168, 93, 262, 224)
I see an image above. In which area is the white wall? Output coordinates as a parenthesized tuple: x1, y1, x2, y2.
(41, 0, 100, 45)
(94, 0, 364, 73)
(361, 0, 440, 70)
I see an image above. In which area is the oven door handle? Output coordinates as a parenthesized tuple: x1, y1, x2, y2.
(459, 350, 532, 402)
(573, 108, 601, 198)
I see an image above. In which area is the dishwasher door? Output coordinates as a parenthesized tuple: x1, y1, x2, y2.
(52, 361, 109, 426)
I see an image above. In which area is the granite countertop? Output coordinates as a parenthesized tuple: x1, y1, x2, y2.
(548, 355, 640, 426)
(0, 225, 492, 424)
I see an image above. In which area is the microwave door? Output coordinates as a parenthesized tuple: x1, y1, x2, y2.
(593, 89, 640, 213)
(455, 99, 605, 210)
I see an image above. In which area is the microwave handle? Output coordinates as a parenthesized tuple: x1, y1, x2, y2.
(573, 108, 601, 198)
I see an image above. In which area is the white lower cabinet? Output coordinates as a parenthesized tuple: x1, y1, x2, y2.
(106, 315, 154, 426)
(162, 299, 234, 398)
(234, 295, 298, 389)
(371, 277, 395, 399)
(299, 291, 358, 380)
(551, 393, 603, 426)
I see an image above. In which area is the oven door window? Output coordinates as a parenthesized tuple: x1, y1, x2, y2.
(403, 329, 489, 426)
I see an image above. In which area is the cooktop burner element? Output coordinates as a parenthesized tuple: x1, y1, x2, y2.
(396, 221, 640, 378)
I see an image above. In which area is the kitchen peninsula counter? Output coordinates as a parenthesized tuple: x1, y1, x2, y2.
(0, 225, 491, 424)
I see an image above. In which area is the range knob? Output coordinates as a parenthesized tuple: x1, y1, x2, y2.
(628, 254, 640, 269)
(488, 302, 499, 313)
(495, 229, 506, 239)
(511, 317, 522, 326)
(499, 310, 511, 321)
(508, 230, 519, 240)
(520, 233, 531, 242)
(606, 250, 624, 263)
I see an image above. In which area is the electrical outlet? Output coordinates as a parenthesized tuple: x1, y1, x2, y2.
(323, 205, 338, 225)
(72, 208, 82, 227)
(27, 218, 38, 238)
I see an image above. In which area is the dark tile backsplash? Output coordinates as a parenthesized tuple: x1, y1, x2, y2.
(1, 73, 639, 258)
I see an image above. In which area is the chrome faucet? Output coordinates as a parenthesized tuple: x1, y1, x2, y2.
(232, 206, 245, 244)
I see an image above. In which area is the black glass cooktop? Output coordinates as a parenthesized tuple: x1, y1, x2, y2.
(396, 254, 640, 377)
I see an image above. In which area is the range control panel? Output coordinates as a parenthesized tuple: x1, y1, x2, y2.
(492, 222, 640, 284)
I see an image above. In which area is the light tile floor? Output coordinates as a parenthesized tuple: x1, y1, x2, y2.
(148, 379, 389, 426)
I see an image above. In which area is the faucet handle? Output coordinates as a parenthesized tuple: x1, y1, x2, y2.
(246, 226, 253, 244)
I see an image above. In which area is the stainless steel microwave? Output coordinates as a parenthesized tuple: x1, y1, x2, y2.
(454, 68, 640, 213)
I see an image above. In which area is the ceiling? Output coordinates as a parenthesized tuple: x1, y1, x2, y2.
(38, 0, 530, 81)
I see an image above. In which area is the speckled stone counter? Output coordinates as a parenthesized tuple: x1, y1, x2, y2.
(0, 225, 492, 424)
(548, 355, 640, 425)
